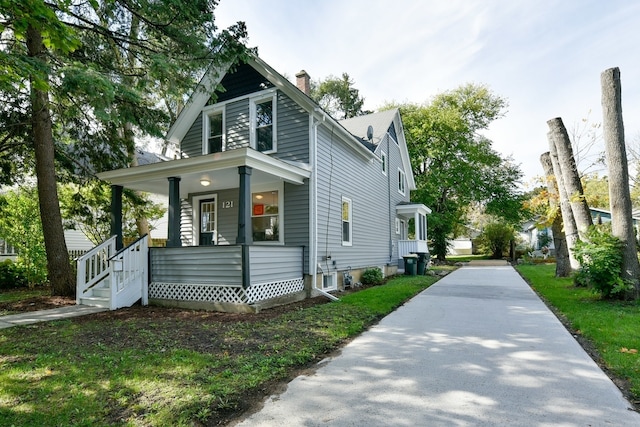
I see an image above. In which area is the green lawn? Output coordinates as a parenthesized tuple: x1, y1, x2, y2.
(0, 274, 439, 426)
(0, 288, 52, 316)
(516, 263, 640, 400)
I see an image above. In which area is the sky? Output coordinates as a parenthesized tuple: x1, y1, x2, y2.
(215, 0, 640, 187)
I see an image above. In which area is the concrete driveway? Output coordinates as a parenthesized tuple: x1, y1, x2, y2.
(235, 265, 640, 426)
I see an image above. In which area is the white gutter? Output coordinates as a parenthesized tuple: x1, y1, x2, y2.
(310, 113, 322, 289)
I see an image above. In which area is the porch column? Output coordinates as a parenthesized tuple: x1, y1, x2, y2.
(237, 166, 252, 288)
(110, 184, 123, 250)
(414, 212, 420, 240)
(167, 176, 181, 248)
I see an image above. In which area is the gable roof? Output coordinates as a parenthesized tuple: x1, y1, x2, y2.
(340, 109, 416, 190)
(164, 55, 415, 189)
(339, 109, 398, 147)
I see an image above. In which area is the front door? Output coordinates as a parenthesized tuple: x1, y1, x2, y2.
(199, 198, 217, 245)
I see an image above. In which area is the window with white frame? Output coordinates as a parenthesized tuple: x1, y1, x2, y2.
(398, 169, 406, 195)
(251, 93, 276, 153)
(252, 189, 280, 242)
(381, 151, 387, 175)
(395, 217, 400, 235)
(342, 196, 352, 246)
(322, 272, 337, 290)
(202, 107, 225, 154)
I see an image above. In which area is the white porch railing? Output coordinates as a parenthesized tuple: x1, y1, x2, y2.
(108, 235, 149, 310)
(76, 235, 149, 310)
(398, 240, 429, 259)
(76, 236, 116, 305)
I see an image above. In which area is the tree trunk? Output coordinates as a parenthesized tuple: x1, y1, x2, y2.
(540, 152, 571, 276)
(547, 117, 593, 238)
(548, 134, 581, 270)
(126, 125, 151, 240)
(601, 67, 640, 299)
(26, 25, 75, 296)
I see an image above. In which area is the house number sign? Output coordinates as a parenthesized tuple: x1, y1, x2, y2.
(222, 201, 234, 209)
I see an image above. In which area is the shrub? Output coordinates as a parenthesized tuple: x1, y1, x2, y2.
(361, 268, 384, 286)
(477, 222, 515, 259)
(572, 226, 633, 298)
(0, 260, 29, 290)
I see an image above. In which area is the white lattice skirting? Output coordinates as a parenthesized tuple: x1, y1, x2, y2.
(149, 278, 304, 304)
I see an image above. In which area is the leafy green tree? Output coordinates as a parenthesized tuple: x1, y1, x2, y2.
(582, 173, 610, 210)
(311, 73, 369, 119)
(59, 181, 165, 244)
(0, 187, 48, 286)
(392, 84, 525, 260)
(477, 222, 515, 259)
(0, 0, 248, 295)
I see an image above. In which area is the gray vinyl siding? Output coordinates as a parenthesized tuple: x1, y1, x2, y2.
(181, 111, 203, 158)
(180, 199, 194, 246)
(274, 93, 310, 163)
(249, 246, 304, 284)
(283, 181, 310, 271)
(225, 99, 250, 150)
(381, 127, 411, 263)
(214, 189, 238, 245)
(150, 246, 242, 285)
(315, 125, 398, 271)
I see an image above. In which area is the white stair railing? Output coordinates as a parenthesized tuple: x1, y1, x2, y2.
(108, 235, 149, 310)
(76, 236, 117, 304)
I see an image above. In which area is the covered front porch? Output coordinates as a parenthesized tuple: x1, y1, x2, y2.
(96, 148, 312, 311)
(396, 203, 432, 268)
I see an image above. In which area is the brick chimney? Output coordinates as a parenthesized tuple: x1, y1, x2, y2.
(296, 70, 311, 95)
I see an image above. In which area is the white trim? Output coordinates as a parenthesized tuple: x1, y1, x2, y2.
(321, 272, 337, 291)
(398, 168, 406, 195)
(192, 193, 218, 246)
(251, 181, 284, 245)
(97, 147, 311, 188)
(341, 196, 352, 247)
(202, 105, 226, 155)
(395, 217, 400, 235)
(250, 90, 277, 154)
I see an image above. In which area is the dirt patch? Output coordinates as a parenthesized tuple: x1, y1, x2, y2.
(0, 290, 75, 313)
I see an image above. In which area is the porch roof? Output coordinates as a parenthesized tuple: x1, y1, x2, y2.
(396, 203, 432, 219)
(97, 147, 311, 197)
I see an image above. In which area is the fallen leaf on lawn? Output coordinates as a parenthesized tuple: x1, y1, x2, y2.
(620, 348, 638, 354)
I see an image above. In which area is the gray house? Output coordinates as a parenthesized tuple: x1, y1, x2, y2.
(83, 56, 429, 312)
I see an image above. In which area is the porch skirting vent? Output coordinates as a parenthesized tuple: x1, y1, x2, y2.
(149, 278, 304, 304)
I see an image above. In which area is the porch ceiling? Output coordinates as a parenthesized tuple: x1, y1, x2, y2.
(97, 147, 311, 197)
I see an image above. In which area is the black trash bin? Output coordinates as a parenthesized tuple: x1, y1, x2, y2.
(413, 252, 429, 275)
(403, 254, 418, 276)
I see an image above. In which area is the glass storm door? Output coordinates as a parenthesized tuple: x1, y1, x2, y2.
(199, 198, 217, 245)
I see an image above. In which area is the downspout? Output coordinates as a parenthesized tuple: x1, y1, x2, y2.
(310, 112, 323, 291)
(387, 133, 393, 264)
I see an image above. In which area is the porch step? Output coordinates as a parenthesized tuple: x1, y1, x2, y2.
(79, 295, 110, 309)
(79, 280, 111, 308)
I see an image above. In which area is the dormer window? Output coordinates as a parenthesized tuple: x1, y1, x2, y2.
(203, 107, 225, 154)
(251, 92, 277, 153)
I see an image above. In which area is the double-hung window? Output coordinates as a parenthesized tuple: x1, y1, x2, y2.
(342, 196, 352, 246)
(251, 93, 276, 153)
(398, 169, 406, 195)
(203, 107, 225, 154)
(381, 151, 387, 175)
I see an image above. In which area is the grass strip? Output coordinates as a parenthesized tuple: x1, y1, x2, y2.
(516, 263, 640, 400)
(0, 274, 438, 426)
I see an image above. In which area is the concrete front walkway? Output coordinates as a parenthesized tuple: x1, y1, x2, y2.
(0, 305, 107, 329)
(236, 265, 640, 426)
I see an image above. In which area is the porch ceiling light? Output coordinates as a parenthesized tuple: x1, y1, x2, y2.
(200, 178, 210, 186)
